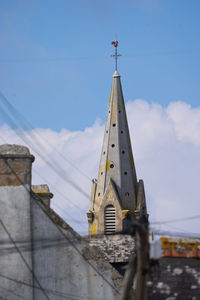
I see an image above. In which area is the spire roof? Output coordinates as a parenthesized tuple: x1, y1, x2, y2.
(94, 71, 138, 211)
(87, 41, 148, 237)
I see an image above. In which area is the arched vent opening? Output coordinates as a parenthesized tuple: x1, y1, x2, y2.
(104, 205, 116, 235)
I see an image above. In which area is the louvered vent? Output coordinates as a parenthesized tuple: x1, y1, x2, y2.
(104, 205, 116, 235)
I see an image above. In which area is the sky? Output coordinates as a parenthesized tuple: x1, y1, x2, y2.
(0, 0, 200, 236)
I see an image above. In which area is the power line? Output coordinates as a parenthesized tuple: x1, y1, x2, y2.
(0, 274, 106, 300)
(0, 131, 87, 225)
(0, 92, 90, 200)
(0, 90, 91, 181)
(0, 218, 50, 300)
(150, 214, 200, 225)
(33, 168, 87, 220)
(150, 228, 200, 239)
(0, 90, 90, 228)
(0, 154, 120, 295)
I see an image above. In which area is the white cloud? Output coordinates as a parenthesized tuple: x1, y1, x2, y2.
(0, 100, 200, 237)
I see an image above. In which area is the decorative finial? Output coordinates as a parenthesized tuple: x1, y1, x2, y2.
(111, 40, 122, 71)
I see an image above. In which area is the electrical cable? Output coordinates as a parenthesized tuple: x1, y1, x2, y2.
(0, 131, 88, 224)
(0, 90, 91, 181)
(33, 168, 87, 218)
(150, 228, 200, 239)
(150, 214, 200, 225)
(0, 218, 50, 300)
(0, 94, 90, 200)
(0, 274, 107, 300)
(0, 154, 120, 295)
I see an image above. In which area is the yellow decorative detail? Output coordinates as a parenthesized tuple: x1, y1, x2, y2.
(122, 210, 129, 219)
(91, 222, 96, 235)
(121, 204, 135, 217)
(136, 200, 141, 210)
(106, 160, 110, 171)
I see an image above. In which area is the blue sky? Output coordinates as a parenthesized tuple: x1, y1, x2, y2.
(1, 1, 200, 236)
(1, 0, 200, 131)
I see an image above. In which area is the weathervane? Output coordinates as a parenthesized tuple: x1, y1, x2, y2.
(111, 40, 121, 71)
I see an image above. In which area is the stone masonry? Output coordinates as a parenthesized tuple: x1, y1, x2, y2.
(88, 234, 135, 263)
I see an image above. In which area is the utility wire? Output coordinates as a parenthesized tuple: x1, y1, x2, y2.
(150, 214, 200, 225)
(0, 92, 90, 200)
(0, 131, 88, 224)
(150, 228, 200, 239)
(0, 91, 91, 181)
(0, 154, 120, 295)
(33, 168, 87, 222)
(0, 218, 50, 300)
(0, 274, 105, 300)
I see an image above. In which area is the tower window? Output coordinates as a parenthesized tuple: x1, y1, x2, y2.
(104, 205, 116, 235)
(110, 163, 114, 168)
(112, 123, 116, 127)
(122, 150, 125, 154)
(111, 144, 115, 148)
(124, 171, 127, 175)
(121, 130, 123, 134)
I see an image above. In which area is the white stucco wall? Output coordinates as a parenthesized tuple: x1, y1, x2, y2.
(31, 197, 121, 300)
(0, 185, 33, 300)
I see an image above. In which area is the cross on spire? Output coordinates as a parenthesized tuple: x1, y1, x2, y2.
(111, 40, 122, 71)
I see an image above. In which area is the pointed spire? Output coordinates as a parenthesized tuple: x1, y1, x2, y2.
(94, 69, 138, 213)
(87, 42, 147, 236)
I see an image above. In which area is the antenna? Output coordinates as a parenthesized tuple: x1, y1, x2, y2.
(111, 40, 122, 71)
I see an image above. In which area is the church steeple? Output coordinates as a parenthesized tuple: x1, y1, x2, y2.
(87, 42, 147, 236)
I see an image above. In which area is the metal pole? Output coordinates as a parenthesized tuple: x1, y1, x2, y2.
(115, 46, 117, 71)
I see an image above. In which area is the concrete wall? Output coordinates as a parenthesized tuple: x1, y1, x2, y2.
(0, 145, 34, 300)
(0, 144, 123, 300)
(31, 196, 122, 300)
